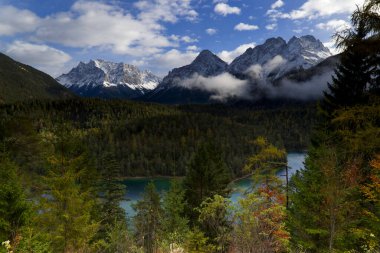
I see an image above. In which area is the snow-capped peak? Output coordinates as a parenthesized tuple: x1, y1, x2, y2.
(56, 60, 161, 92)
(228, 35, 332, 79)
(157, 50, 228, 90)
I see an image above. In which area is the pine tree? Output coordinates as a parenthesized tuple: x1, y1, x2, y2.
(133, 182, 163, 253)
(0, 154, 29, 243)
(39, 154, 99, 253)
(183, 142, 231, 222)
(327, 0, 380, 111)
(37, 128, 99, 252)
(97, 153, 127, 240)
(161, 180, 189, 247)
(322, 47, 371, 114)
(197, 195, 232, 253)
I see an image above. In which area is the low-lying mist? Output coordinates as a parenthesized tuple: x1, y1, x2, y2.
(177, 55, 335, 101)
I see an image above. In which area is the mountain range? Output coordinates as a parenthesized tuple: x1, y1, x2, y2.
(57, 59, 161, 99)
(0, 35, 337, 105)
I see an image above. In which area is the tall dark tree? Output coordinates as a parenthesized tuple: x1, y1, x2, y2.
(161, 180, 189, 247)
(322, 46, 371, 114)
(97, 152, 127, 239)
(133, 182, 163, 253)
(289, 2, 380, 251)
(0, 154, 29, 243)
(183, 142, 231, 222)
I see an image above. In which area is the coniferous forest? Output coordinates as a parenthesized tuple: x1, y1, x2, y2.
(0, 1, 380, 252)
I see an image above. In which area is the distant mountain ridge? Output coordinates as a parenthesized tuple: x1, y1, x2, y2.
(0, 52, 74, 104)
(55, 35, 337, 104)
(57, 59, 161, 99)
(228, 35, 332, 79)
(142, 35, 335, 104)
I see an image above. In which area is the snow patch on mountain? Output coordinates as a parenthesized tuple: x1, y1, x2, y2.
(157, 50, 228, 90)
(228, 35, 332, 79)
(57, 59, 161, 95)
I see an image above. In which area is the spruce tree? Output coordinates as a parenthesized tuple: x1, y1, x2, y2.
(288, 2, 380, 250)
(97, 153, 127, 239)
(322, 46, 371, 114)
(183, 142, 231, 222)
(39, 154, 99, 253)
(0, 154, 29, 243)
(37, 127, 99, 252)
(161, 180, 189, 247)
(197, 195, 232, 253)
(133, 182, 163, 253)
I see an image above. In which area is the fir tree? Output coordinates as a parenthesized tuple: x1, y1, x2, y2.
(37, 128, 99, 252)
(0, 154, 29, 243)
(39, 154, 99, 253)
(133, 182, 163, 253)
(197, 195, 232, 253)
(183, 142, 231, 222)
(161, 180, 189, 247)
(322, 46, 371, 114)
(97, 152, 127, 240)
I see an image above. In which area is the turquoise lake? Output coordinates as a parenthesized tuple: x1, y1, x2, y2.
(120, 152, 306, 217)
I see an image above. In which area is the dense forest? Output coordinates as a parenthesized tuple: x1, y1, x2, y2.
(0, 0, 379, 252)
(0, 99, 315, 177)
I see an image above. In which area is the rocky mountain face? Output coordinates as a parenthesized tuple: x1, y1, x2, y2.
(140, 50, 228, 104)
(142, 35, 336, 104)
(228, 35, 332, 80)
(57, 60, 161, 99)
(55, 35, 337, 104)
(158, 50, 228, 89)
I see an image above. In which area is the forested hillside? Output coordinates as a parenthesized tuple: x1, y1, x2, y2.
(0, 99, 315, 177)
(0, 53, 74, 104)
(0, 0, 378, 252)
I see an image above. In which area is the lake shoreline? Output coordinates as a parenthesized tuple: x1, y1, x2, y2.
(118, 175, 183, 181)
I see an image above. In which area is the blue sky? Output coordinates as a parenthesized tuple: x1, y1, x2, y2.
(0, 0, 364, 77)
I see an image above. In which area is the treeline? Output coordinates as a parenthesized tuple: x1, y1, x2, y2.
(0, 98, 315, 177)
(1, 0, 379, 252)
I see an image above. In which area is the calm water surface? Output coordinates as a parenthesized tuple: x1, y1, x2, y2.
(121, 152, 306, 217)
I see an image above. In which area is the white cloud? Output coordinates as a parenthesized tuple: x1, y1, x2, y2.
(214, 3, 241, 16)
(181, 36, 198, 43)
(179, 73, 250, 101)
(218, 43, 256, 63)
(206, 28, 218, 35)
(316, 19, 351, 32)
(324, 39, 342, 55)
(0, 5, 40, 36)
(33, 1, 178, 57)
(244, 55, 331, 100)
(135, 0, 198, 23)
(284, 0, 365, 20)
(271, 0, 284, 9)
(187, 45, 200, 51)
(245, 55, 287, 80)
(147, 49, 199, 76)
(234, 23, 259, 31)
(270, 73, 332, 100)
(170, 35, 198, 43)
(5, 41, 72, 77)
(266, 23, 278, 30)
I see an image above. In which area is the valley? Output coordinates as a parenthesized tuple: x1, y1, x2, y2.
(0, 0, 379, 251)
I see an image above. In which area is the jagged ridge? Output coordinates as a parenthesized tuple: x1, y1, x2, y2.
(56, 60, 161, 99)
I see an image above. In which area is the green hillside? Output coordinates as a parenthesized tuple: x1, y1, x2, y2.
(0, 53, 74, 104)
